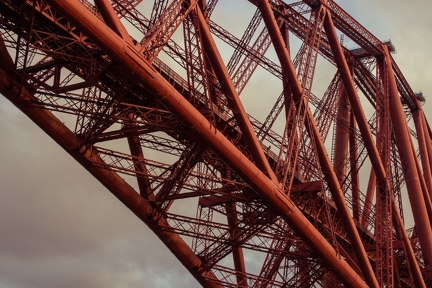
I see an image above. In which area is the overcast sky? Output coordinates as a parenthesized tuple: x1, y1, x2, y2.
(1, 1, 431, 287)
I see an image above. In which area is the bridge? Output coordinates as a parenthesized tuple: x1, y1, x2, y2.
(1, 0, 432, 286)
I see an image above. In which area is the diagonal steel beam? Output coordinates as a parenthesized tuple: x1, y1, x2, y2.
(193, 5, 278, 182)
(94, 0, 132, 44)
(391, 95, 432, 266)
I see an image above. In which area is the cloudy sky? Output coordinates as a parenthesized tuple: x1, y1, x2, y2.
(1, 0, 432, 287)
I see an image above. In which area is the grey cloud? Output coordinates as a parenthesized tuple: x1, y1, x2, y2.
(0, 98, 197, 287)
(1, 1, 432, 287)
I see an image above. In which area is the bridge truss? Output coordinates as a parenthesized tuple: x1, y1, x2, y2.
(1, 0, 432, 286)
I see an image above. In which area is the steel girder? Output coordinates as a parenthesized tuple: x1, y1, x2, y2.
(1, 0, 431, 287)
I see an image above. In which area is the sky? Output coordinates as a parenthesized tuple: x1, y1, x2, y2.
(1, 1, 432, 287)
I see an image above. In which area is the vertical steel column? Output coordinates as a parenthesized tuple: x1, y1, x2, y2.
(361, 169, 375, 227)
(392, 199, 426, 288)
(225, 201, 247, 287)
(322, 9, 386, 183)
(256, 1, 378, 287)
(349, 112, 360, 222)
(333, 91, 350, 185)
(223, 170, 247, 287)
(421, 112, 432, 173)
(410, 137, 432, 224)
(374, 55, 393, 286)
(413, 108, 432, 197)
(383, 47, 432, 267)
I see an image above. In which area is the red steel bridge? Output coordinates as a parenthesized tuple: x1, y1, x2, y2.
(1, 0, 432, 287)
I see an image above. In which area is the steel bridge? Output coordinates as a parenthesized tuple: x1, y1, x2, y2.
(1, 0, 432, 286)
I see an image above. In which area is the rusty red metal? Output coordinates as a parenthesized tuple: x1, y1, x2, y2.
(1, 0, 431, 286)
(384, 46, 432, 268)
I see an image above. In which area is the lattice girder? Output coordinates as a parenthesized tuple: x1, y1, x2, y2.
(1, 0, 432, 287)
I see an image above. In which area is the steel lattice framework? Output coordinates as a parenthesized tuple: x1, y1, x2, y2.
(1, 0, 432, 287)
